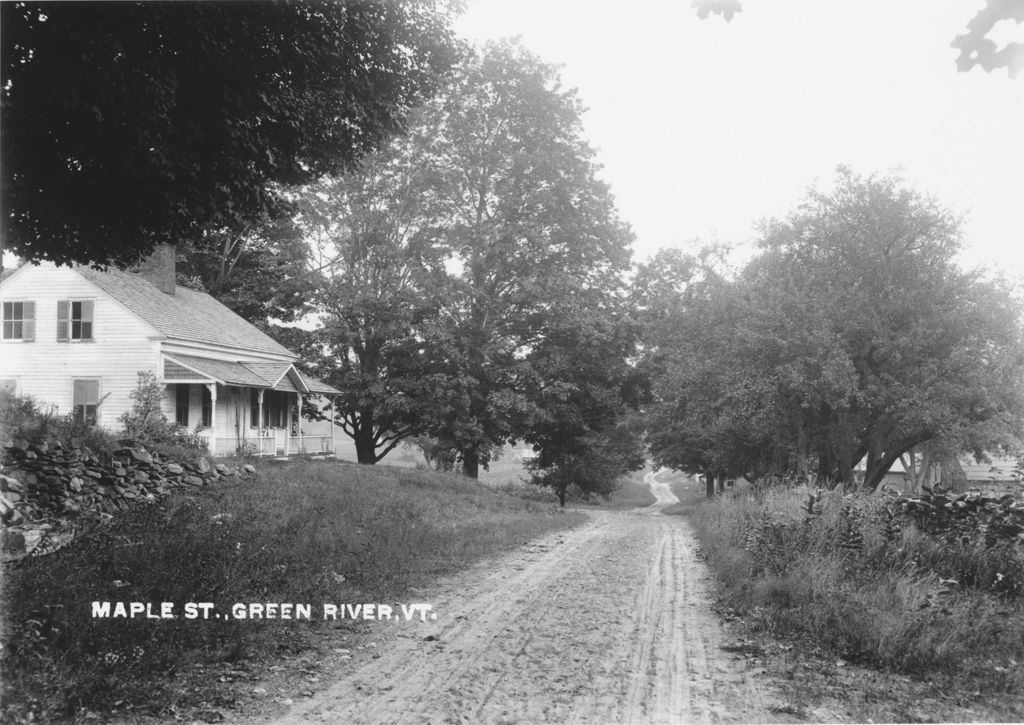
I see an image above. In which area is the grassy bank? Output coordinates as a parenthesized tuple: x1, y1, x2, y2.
(1, 459, 584, 722)
(689, 482, 1024, 708)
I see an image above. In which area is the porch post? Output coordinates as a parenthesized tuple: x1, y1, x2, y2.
(297, 392, 304, 453)
(330, 395, 336, 459)
(257, 389, 265, 455)
(207, 383, 218, 454)
(235, 388, 242, 446)
(285, 393, 291, 456)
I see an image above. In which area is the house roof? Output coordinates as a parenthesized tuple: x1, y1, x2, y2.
(77, 266, 295, 358)
(165, 354, 274, 388)
(299, 372, 342, 395)
(163, 360, 211, 381)
(163, 354, 342, 395)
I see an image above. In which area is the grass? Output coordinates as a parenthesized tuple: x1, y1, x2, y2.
(687, 481, 1024, 705)
(478, 449, 533, 488)
(1, 459, 585, 722)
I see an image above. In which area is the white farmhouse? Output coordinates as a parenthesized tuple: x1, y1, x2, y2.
(0, 245, 339, 457)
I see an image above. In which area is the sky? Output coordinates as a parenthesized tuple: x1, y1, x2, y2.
(455, 0, 1024, 278)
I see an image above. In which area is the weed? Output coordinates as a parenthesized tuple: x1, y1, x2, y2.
(691, 483, 1024, 692)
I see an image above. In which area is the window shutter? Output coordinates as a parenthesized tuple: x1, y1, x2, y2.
(57, 300, 69, 341)
(22, 302, 35, 341)
(2, 302, 11, 339)
(80, 300, 94, 340)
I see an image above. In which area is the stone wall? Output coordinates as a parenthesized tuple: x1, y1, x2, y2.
(0, 437, 255, 560)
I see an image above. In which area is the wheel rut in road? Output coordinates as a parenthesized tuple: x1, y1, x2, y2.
(266, 470, 785, 724)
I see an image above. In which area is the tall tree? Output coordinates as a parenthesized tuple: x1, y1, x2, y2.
(288, 133, 457, 464)
(635, 245, 767, 489)
(419, 40, 635, 477)
(293, 40, 636, 474)
(757, 168, 1024, 488)
(524, 306, 648, 505)
(644, 169, 1024, 490)
(1, 0, 460, 268)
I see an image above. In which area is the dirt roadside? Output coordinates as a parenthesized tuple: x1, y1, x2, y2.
(239, 470, 808, 724)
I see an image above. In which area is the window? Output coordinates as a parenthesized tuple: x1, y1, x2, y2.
(2, 301, 35, 341)
(201, 386, 212, 428)
(1, 379, 17, 395)
(175, 384, 190, 426)
(73, 379, 100, 424)
(57, 300, 94, 341)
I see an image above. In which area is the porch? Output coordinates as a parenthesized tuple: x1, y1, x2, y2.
(161, 354, 341, 459)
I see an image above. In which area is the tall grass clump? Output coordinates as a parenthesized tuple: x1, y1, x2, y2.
(1, 460, 584, 722)
(692, 481, 1024, 688)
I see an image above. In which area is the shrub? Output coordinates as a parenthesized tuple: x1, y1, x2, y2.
(118, 372, 206, 453)
(0, 390, 117, 454)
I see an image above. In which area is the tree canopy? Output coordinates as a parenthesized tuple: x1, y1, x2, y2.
(416, 40, 636, 477)
(1, 0, 461, 268)
(692, 0, 1024, 78)
(643, 169, 1024, 490)
(174, 214, 313, 331)
(288, 39, 640, 481)
(285, 132, 456, 464)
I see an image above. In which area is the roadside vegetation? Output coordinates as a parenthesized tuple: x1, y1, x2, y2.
(689, 478, 1024, 716)
(0, 459, 584, 722)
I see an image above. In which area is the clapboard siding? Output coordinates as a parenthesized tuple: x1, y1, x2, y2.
(1, 264, 161, 429)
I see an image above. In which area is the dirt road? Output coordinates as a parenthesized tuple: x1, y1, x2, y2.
(268, 471, 784, 724)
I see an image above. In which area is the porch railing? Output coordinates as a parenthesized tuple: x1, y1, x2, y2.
(289, 435, 333, 455)
(205, 433, 332, 457)
(209, 435, 277, 457)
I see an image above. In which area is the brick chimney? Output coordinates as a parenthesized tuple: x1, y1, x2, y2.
(137, 244, 176, 294)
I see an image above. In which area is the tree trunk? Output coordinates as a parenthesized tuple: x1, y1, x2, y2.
(771, 446, 785, 476)
(941, 457, 967, 493)
(462, 448, 480, 479)
(355, 427, 377, 464)
(557, 485, 566, 507)
(863, 433, 935, 491)
(795, 423, 808, 480)
(818, 442, 836, 487)
(705, 473, 715, 499)
(836, 446, 855, 489)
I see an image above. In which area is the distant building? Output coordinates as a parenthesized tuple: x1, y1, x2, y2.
(854, 452, 1020, 491)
